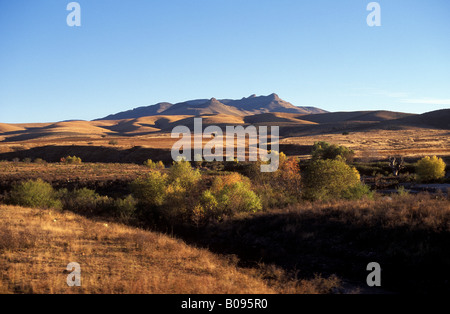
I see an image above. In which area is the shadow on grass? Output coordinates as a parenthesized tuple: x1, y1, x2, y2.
(167, 199, 450, 294)
(0, 145, 173, 164)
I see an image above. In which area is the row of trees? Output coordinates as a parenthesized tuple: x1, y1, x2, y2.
(5, 142, 447, 227)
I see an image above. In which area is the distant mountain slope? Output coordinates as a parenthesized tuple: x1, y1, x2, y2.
(391, 109, 450, 129)
(299, 110, 415, 124)
(223, 93, 326, 114)
(161, 98, 245, 116)
(100, 102, 174, 120)
(244, 112, 318, 125)
(97, 94, 326, 120)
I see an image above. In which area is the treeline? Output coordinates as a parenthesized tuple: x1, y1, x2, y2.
(2, 142, 447, 228)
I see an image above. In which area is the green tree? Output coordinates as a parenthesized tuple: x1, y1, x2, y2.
(302, 159, 370, 201)
(416, 156, 446, 181)
(61, 156, 82, 164)
(9, 179, 62, 209)
(112, 195, 137, 220)
(131, 171, 168, 207)
(311, 141, 355, 163)
(59, 188, 109, 214)
(168, 160, 201, 190)
(143, 159, 165, 170)
(198, 173, 262, 221)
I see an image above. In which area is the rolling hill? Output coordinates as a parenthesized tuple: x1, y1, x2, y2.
(1, 102, 449, 145)
(298, 110, 415, 124)
(393, 109, 450, 129)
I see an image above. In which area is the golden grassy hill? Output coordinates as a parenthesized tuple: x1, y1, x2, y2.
(44, 121, 110, 135)
(159, 114, 247, 130)
(102, 115, 192, 133)
(0, 205, 278, 294)
(198, 114, 246, 125)
(244, 112, 318, 125)
(0, 123, 25, 133)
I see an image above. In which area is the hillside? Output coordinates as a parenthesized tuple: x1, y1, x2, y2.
(161, 98, 245, 116)
(244, 112, 318, 125)
(0, 204, 346, 294)
(393, 109, 450, 129)
(299, 110, 415, 124)
(0, 205, 276, 294)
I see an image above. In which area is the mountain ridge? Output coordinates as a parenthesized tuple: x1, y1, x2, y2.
(97, 94, 327, 120)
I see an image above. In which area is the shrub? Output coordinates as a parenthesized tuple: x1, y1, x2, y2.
(302, 159, 369, 201)
(311, 141, 355, 163)
(59, 188, 136, 218)
(168, 160, 201, 190)
(143, 159, 165, 170)
(131, 172, 168, 207)
(243, 160, 266, 182)
(131, 163, 202, 224)
(108, 139, 119, 145)
(198, 173, 262, 222)
(60, 188, 109, 214)
(199, 190, 219, 214)
(9, 179, 62, 209)
(217, 181, 262, 214)
(274, 155, 301, 196)
(416, 156, 446, 181)
(395, 186, 410, 197)
(211, 172, 247, 191)
(112, 195, 137, 220)
(247, 153, 302, 208)
(61, 156, 82, 164)
(33, 158, 46, 165)
(341, 183, 374, 200)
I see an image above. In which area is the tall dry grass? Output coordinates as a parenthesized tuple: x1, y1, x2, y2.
(0, 205, 340, 294)
(0, 205, 274, 294)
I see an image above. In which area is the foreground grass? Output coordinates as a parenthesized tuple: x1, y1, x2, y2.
(0, 205, 274, 294)
(0, 205, 341, 294)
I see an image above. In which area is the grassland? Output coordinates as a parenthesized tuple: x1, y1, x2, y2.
(0, 120, 449, 164)
(0, 204, 345, 294)
(283, 129, 450, 160)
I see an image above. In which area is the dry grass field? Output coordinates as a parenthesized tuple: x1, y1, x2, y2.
(283, 129, 450, 160)
(0, 205, 341, 294)
(0, 118, 448, 164)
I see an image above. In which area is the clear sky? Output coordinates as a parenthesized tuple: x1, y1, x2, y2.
(0, 0, 449, 123)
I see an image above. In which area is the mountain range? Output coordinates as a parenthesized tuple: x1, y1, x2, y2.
(0, 92, 449, 144)
(98, 93, 327, 120)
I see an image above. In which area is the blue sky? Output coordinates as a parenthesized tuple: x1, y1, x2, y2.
(0, 0, 449, 123)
